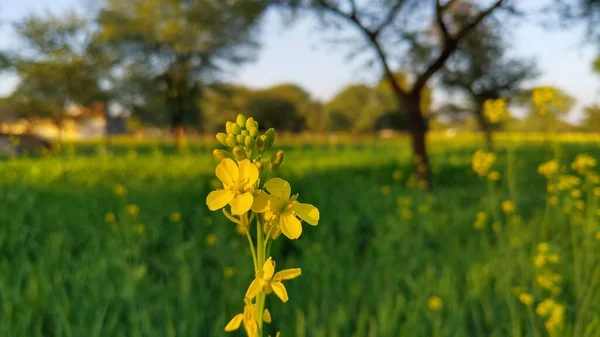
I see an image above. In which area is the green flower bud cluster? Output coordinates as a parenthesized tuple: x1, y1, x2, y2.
(213, 115, 280, 170)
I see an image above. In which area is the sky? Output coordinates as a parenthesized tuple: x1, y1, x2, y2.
(0, 0, 598, 123)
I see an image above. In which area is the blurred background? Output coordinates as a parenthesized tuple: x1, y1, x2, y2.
(1, 0, 600, 336)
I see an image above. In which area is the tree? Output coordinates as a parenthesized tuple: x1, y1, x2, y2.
(440, 5, 537, 150)
(258, 84, 323, 131)
(278, 0, 514, 189)
(5, 11, 108, 141)
(96, 0, 267, 147)
(514, 86, 576, 132)
(582, 104, 600, 131)
(325, 84, 382, 132)
(554, 0, 600, 43)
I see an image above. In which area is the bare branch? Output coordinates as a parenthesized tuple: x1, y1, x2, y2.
(435, 0, 450, 40)
(349, 0, 357, 17)
(373, 0, 407, 36)
(412, 0, 505, 92)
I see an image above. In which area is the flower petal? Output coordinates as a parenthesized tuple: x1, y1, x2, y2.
(230, 192, 254, 215)
(271, 281, 289, 302)
(239, 159, 259, 188)
(291, 202, 319, 226)
(265, 178, 291, 201)
(243, 319, 259, 337)
(262, 257, 275, 280)
(263, 309, 272, 323)
(206, 189, 236, 211)
(245, 278, 266, 300)
(274, 268, 302, 281)
(224, 314, 243, 332)
(251, 190, 271, 213)
(216, 158, 239, 187)
(280, 211, 302, 240)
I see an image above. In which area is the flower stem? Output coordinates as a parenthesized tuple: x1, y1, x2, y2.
(256, 216, 265, 337)
(244, 214, 258, 272)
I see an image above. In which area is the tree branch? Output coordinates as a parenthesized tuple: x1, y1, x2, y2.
(412, 0, 505, 93)
(436, 0, 450, 40)
(373, 0, 406, 36)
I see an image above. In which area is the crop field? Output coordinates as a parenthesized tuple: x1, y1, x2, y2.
(2, 133, 600, 337)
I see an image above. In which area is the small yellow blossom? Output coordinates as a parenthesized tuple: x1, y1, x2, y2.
(557, 175, 581, 191)
(536, 298, 555, 317)
(483, 98, 508, 124)
(252, 178, 319, 240)
(135, 224, 145, 234)
(596, 231, 600, 240)
(472, 150, 496, 177)
(501, 200, 515, 214)
(246, 257, 302, 303)
(427, 296, 443, 311)
(105, 211, 116, 223)
(519, 292, 534, 306)
(537, 243, 550, 253)
(206, 159, 259, 215)
(169, 212, 182, 223)
(127, 204, 140, 217)
(571, 153, 596, 174)
(205, 234, 217, 247)
(392, 170, 403, 181)
(534, 254, 546, 268)
(380, 185, 391, 195)
(594, 187, 600, 197)
(224, 267, 235, 279)
(474, 211, 488, 229)
(488, 171, 501, 181)
(570, 189, 582, 199)
(575, 200, 585, 210)
(548, 253, 560, 264)
(114, 184, 127, 196)
(401, 209, 413, 220)
(549, 196, 558, 205)
(224, 298, 270, 337)
(492, 222, 502, 232)
(538, 160, 559, 179)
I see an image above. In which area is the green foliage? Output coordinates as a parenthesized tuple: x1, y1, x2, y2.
(582, 104, 600, 131)
(3, 138, 600, 336)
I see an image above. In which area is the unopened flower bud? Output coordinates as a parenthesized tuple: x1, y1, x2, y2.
(216, 133, 228, 146)
(246, 117, 256, 131)
(225, 121, 234, 135)
(233, 146, 247, 160)
(244, 135, 255, 148)
(232, 124, 242, 135)
(249, 128, 258, 137)
(236, 134, 245, 144)
(241, 130, 249, 137)
(257, 135, 267, 152)
(269, 150, 284, 171)
(213, 149, 233, 163)
(236, 114, 247, 128)
(225, 136, 237, 148)
(264, 128, 275, 151)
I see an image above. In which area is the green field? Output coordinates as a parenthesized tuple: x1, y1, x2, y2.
(2, 136, 600, 337)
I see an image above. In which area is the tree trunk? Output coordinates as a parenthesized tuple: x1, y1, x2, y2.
(475, 111, 493, 151)
(405, 92, 432, 190)
(169, 95, 186, 149)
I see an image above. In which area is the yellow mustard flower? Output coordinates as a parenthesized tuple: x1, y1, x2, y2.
(501, 200, 515, 214)
(570, 189, 582, 199)
(392, 170, 403, 181)
(549, 195, 558, 205)
(114, 184, 127, 196)
(596, 231, 600, 240)
(557, 175, 581, 191)
(224, 298, 270, 337)
(594, 187, 600, 197)
(537, 242, 550, 253)
(483, 98, 507, 124)
(105, 211, 116, 223)
(224, 267, 235, 279)
(427, 296, 443, 311)
(252, 178, 319, 240)
(534, 253, 546, 269)
(536, 298, 555, 316)
(545, 303, 565, 333)
(472, 150, 496, 177)
(245, 257, 301, 303)
(206, 158, 259, 215)
(519, 292, 534, 306)
(571, 153, 596, 174)
(127, 204, 140, 217)
(205, 234, 217, 247)
(169, 212, 182, 223)
(380, 185, 391, 196)
(538, 160, 559, 179)
(488, 171, 501, 181)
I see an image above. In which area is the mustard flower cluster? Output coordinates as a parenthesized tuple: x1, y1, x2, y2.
(483, 98, 508, 124)
(471, 150, 496, 177)
(206, 114, 320, 337)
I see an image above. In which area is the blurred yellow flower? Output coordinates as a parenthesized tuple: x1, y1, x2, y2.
(392, 170, 403, 181)
(545, 303, 565, 333)
(596, 231, 600, 240)
(534, 253, 546, 268)
(488, 171, 501, 181)
(427, 296, 443, 312)
(252, 178, 319, 240)
(571, 153, 596, 174)
(380, 185, 391, 195)
(135, 224, 145, 234)
(401, 209, 413, 220)
(224, 267, 235, 279)
(538, 160, 559, 179)
(536, 298, 555, 316)
(114, 184, 127, 196)
(245, 257, 301, 303)
(575, 200, 585, 210)
(570, 189, 582, 199)
(169, 212, 182, 223)
(548, 253, 560, 264)
(537, 242, 550, 253)
(206, 159, 259, 215)
(127, 204, 140, 217)
(483, 98, 508, 124)
(472, 150, 496, 177)
(205, 234, 217, 247)
(594, 187, 600, 197)
(105, 211, 116, 223)
(519, 292, 534, 306)
(474, 211, 488, 229)
(501, 200, 515, 214)
(549, 195, 558, 205)
(557, 175, 581, 191)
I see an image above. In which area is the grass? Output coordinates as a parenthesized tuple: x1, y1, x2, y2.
(1, 134, 600, 337)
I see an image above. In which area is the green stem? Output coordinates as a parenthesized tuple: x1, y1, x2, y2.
(256, 216, 265, 337)
(245, 229, 258, 272)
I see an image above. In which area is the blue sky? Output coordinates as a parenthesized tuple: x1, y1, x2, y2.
(1, 0, 598, 122)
